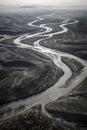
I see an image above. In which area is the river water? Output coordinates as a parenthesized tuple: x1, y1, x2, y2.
(0, 15, 87, 121)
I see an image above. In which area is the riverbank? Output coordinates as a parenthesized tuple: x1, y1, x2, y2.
(45, 77, 87, 128)
(0, 46, 63, 104)
(0, 104, 80, 130)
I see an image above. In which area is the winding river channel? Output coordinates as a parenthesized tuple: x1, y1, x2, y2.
(0, 15, 87, 121)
